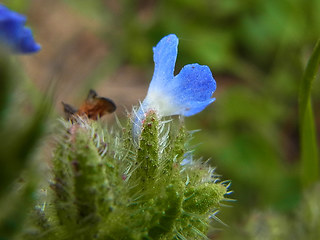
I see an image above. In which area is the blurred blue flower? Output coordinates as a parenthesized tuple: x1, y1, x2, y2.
(0, 4, 41, 54)
(133, 34, 216, 138)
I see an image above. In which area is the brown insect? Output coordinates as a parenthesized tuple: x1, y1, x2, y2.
(62, 89, 116, 120)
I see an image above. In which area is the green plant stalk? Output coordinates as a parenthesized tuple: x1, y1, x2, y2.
(0, 50, 52, 199)
(0, 180, 36, 240)
(0, 50, 52, 240)
(299, 39, 320, 187)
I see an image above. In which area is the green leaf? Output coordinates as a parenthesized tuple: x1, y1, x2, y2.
(299, 39, 320, 187)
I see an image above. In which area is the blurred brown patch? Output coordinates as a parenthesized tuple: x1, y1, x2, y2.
(96, 65, 149, 116)
(17, 0, 151, 120)
(18, 0, 111, 111)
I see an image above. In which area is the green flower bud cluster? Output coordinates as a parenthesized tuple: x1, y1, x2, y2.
(23, 111, 229, 240)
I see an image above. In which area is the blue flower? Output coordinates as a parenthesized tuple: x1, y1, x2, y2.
(0, 4, 41, 54)
(133, 34, 216, 138)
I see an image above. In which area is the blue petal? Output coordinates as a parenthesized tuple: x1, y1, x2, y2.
(182, 98, 216, 117)
(0, 12, 25, 42)
(168, 63, 216, 116)
(149, 34, 178, 90)
(18, 27, 41, 53)
(0, 4, 40, 54)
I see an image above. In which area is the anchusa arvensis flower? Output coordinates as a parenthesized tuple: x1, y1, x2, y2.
(133, 34, 216, 139)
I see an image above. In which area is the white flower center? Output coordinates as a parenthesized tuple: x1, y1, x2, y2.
(145, 88, 180, 116)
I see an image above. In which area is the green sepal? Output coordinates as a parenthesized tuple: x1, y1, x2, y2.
(183, 183, 226, 215)
(136, 111, 159, 184)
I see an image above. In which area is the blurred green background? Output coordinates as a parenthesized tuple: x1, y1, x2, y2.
(3, 0, 320, 239)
